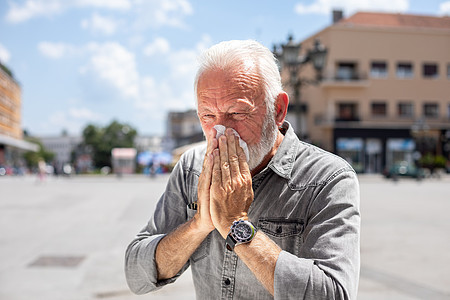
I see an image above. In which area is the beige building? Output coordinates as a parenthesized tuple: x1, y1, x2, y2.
(279, 11, 450, 173)
(0, 62, 38, 172)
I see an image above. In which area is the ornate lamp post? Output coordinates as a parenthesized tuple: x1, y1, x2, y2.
(274, 35, 327, 139)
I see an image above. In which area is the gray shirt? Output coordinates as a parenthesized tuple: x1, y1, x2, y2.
(125, 122, 360, 299)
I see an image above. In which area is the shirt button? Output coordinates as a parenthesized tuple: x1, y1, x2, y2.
(224, 278, 231, 285)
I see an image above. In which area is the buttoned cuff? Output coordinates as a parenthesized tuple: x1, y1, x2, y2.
(274, 250, 313, 299)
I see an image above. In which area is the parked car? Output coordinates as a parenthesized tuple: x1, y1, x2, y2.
(384, 161, 425, 180)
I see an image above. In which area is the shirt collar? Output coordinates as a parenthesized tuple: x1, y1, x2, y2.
(267, 121, 299, 180)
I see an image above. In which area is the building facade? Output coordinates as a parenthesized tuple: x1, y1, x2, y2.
(279, 12, 450, 173)
(166, 109, 204, 150)
(0, 63, 38, 172)
(39, 135, 82, 165)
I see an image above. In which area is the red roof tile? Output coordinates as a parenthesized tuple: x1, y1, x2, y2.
(338, 12, 450, 30)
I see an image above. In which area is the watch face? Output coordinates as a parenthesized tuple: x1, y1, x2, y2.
(231, 221, 255, 243)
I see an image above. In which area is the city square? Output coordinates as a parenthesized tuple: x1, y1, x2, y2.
(0, 174, 449, 300)
(1, 2, 450, 299)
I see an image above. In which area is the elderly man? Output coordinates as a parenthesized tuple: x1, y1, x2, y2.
(125, 40, 360, 299)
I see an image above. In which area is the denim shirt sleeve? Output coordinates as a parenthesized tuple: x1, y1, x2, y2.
(125, 156, 195, 294)
(274, 170, 360, 300)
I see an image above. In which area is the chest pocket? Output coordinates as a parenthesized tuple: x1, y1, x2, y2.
(258, 218, 304, 257)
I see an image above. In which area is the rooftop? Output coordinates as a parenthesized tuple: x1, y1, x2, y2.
(337, 12, 450, 30)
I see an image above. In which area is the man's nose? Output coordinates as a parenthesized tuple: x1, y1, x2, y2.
(215, 115, 235, 129)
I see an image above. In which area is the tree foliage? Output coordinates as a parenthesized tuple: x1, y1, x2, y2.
(23, 138, 55, 168)
(81, 120, 137, 169)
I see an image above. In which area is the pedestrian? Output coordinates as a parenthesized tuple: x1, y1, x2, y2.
(125, 40, 360, 299)
(37, 159, 46, 182)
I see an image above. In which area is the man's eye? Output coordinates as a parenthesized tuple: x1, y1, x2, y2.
(230, 113, 247, 120)
(201, 114, 215, 121)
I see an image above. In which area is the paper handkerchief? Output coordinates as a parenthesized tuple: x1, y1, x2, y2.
(213, 125, 250, 162)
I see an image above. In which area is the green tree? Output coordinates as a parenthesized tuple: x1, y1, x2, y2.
(23, 138, 55, 168)
(81, 120, 137, 169)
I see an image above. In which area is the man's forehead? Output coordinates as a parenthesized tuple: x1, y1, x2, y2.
(197, 97, 256, 112)
(197, 68, 262, 98)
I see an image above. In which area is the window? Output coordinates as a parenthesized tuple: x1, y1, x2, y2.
(336, 138, 364, 173)
(370, 61, 388, 78)
(396, 62, 413, 78)
(447, 63, 450, 79)
(336, 62, 357, 80)
(336, 103, 359, 121)
(371, 102, 387, 116)
(423, 63, 439, 78)
(398, 102, 414, 118)
(423, 103, 439, 118)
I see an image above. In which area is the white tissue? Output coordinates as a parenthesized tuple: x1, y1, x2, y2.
(214, 125, 250, 162)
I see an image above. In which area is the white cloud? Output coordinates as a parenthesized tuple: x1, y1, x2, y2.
(75, 0, 131, 10)
(5, 0, 192, 29)
(38, 35, 208, 132)
(84, 42, 140, 99)
(37, 42, 77, 59)
(49, 106, 105, 134)
(5, 0, 130, 23)
(132, 0, 194, 29)
(0, 44, 11, 63)
(81, 13, 119, 36)
(168, 49, 197, 79)
(294, 0, 409, 15)
(38, 41, 140, 100)
(143, 37, 171, 56)
(68, 107, 104, 120)
(440, 1, 450, 15)
(168, 34, 211, 79)
(137, 35, 211, 115)
(5, 0, 64, 23)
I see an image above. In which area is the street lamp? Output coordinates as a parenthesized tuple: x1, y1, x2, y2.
(309, 39, 328, 78)
(274, 35, 327, 139)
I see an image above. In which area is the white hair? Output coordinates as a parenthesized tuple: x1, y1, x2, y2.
(194, 40, 282, 114)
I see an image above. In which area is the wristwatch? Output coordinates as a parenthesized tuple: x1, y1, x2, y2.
(226, 220, 257, 251)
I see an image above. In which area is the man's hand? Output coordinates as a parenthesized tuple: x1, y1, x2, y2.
(210, 128, 254, 238)
(194, 129, 217, 234)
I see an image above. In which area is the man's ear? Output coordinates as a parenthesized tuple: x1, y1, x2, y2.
(274, 92, 289, 127)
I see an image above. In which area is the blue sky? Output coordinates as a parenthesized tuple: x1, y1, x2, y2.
(1, 0, 449, 137)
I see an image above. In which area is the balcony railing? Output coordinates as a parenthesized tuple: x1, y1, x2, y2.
(320, 71, 369, 88)
(315, 114, 450, 128)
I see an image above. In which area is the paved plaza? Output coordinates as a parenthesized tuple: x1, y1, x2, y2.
(0, 173, 449, 300)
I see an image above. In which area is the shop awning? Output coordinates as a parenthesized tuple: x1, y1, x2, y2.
(0, 134, 39, 152)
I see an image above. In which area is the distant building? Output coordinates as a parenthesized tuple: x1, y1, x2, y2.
(39, 133, 172, 174)
(0, 62, 38, 171)
(166, 109, 204, 150)
(39, 134, 82, 165)
(134, 135, 168, 153)
(277, 11, 450, 173)
(111, 148, 137, 175)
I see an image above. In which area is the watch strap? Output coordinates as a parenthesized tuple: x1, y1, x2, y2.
(226, 234, 237, 251)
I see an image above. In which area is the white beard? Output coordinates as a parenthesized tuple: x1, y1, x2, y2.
(246, 112, 278, 171)
(201, 110, 279, 172)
